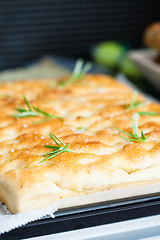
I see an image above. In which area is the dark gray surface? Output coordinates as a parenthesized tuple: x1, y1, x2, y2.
(0, 0, 160, 70)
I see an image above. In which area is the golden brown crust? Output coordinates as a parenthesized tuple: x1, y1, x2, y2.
(0, 74, 160, 213)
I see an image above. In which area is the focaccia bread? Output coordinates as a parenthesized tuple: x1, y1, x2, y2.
(0, 74, 160, 214)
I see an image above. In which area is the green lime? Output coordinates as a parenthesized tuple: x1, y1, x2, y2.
(92, 41, 125, 68)
(119, 57, 142, 79)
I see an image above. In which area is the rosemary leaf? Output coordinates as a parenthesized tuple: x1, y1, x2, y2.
(15, 108, 27, 113)
(49, 133, 66, 147)
(44, 145, 60, 149)
(32, 106, 51, 117)
(119, 135, 149, 142)
(116, 114, 149, 142)
(127, 91, 149, 110)
(77, 126, 87, 133)
(13, 111, 39, 117)
(32, 106, 63, 120)
(24, 95, 32, 111)
(137, 112, 158, 116)
(59, 59, 92, 87)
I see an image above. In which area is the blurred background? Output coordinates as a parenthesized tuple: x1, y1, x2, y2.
(0, 0, 160, 97)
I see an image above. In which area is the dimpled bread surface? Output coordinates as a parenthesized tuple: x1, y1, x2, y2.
(0, 74, 160, 213)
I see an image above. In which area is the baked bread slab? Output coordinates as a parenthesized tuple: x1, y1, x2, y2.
(0, 74, 160, 213)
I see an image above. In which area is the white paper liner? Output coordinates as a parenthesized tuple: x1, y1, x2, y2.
(0, 202, 58, 235)
(1, 182, 160, 235)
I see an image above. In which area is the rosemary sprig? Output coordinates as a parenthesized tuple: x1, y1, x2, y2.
(13, 95, 63, 121)
(40, 133, 75, 163)
(127, 90, 149, 111)
(59, 59, 92, 87)
(116, 113, 149, 142)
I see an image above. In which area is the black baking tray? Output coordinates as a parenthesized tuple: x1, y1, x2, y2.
(1, 192, 160, 240)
